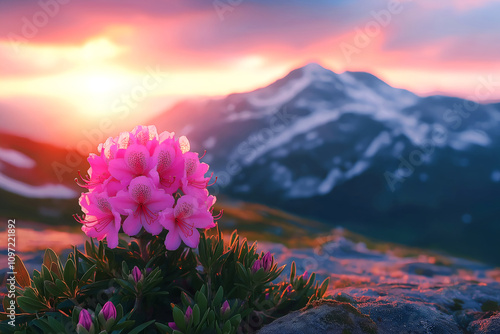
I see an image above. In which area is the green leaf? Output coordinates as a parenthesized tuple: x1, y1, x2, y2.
(290, 261, 296, 282)
(127, 320, 155, 334)
(222, 320, 231, 334)
(213, 286, 223, 307)
(112, 320, 135, 330)
(81, 265, 96, 282)
(44, 280, 63, 297)
(63, 259, 76, 285)
(43, 248, 61, 278)
(229, 314, 242, 327)
(155, 322, 170, 331)
(122, 261, 129, 276)
(14, 255, 31, 288)
(47, 316, 66, 332)
(196, 290, 208, 312)
(173, 306, 186, 332)
(319, 277, 330, 297)
(41, 264, 53, 282)
(16, 296, 47, 313)
(192, 304, 200, 325)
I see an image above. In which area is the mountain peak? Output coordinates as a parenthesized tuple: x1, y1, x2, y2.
(300, 62, 331, 73)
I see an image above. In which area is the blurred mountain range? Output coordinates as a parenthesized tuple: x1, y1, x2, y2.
(1, 63, 499, 264)
(150, 63, 500, 263)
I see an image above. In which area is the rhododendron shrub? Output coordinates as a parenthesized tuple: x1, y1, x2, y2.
(0, 125, 330, 334)
(75, 125, 219, 250)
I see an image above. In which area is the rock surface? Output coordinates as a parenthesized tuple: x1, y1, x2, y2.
(258, 300, 377, 334)
(468, 313, 500, 334)
(258, 283, 500, 333)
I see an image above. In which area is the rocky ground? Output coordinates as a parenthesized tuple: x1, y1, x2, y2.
(257, 228, 500, 333)
(2, 220, 499, 333)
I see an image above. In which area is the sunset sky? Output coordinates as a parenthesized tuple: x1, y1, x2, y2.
(1, 0, 499, 145)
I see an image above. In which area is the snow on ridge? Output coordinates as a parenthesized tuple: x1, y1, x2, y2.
(365, 131, 392, 158)
(242, 107, 343, 164)
(247, 63, 333, 108)
(318, 169, 342, 195)
(450, 130, 491, 150)
(0, 147, 36, 169)
(247, 74, 311, 108)
(0, 172, 77, 199)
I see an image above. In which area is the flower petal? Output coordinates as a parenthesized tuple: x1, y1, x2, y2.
(106, 230, 119, 248)
(174, 195, 198, 219)
(180, 227, 200, 248)
(109, 191, 137, 215)
(165, 228, 182, 250)
(123, 214, 142, 236)
(143, 218, 163, 236)
(159, 209, 175, 230)
(148, 192, 174, 212)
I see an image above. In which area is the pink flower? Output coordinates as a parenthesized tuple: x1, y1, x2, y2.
(131, 125, 158, 145)
(108, 144, 157, 186)
(75, 189, 121, 248)
(181, 152, 212, 198)
(78, 309, 92, 331)
(153, 136, 184, 194)
(300, 270, 309, 281)
(101, 301, 117, 321)
(76, 153, 110, 189)
(111, 176, 174, 236)
(160, 195, 214, 250)
(76, 125, 219, 244)
(98, 136, 117, 162)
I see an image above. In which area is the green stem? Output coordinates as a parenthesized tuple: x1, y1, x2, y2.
(138, 234, 149, 263)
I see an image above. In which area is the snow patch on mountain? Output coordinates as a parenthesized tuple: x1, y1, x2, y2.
(242, 107, 345, 164)
(450, 130, 491, 150)
(247, 63, 337, 108)
(0, 147, 36, 169)
(365, 131, 391, 158)
(0, 172, 77, 199)
(318, 169, 342, 195)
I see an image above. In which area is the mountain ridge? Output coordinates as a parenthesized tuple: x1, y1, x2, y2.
(149, 62, 500, 264)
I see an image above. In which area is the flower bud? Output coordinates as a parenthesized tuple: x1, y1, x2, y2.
(221, 300, 230, 315)
(78, 309, 92, 331)
(132, 266, 142, 283)
(252, 260, 262, 273)
(301, 270, 309, 281)
(101, 301, 117, 321)
(168, 322, 179, 330)
(261, 252, 273, 271)
(185, 306, 193, 322)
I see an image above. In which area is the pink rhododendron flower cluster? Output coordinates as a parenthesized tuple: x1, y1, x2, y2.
(75, 125, 219, 250)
